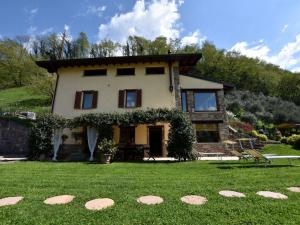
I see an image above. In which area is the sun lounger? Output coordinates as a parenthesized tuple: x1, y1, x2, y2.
(245, 149, 300, 167)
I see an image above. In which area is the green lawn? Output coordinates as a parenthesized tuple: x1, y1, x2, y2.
(0, 86, 51, 113)
(1, 145, 300, 225)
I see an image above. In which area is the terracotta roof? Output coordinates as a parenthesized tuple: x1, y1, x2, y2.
(36, 53, 202, 73)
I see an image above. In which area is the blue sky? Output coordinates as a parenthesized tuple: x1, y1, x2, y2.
(1, 0, 300, 72)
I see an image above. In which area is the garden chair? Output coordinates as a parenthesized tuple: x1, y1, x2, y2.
(230, 150, 251, 160)
(245, 149, 300, 167)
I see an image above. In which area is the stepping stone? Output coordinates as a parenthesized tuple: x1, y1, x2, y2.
(219, 190, 246, 198)
(137, 195, 163, 205)
(85, 198, 114, 211)
(256, 191, 288, 199)
(181, 195, 207, 205)
(44, 195, 75, 205)
(0, 196, 23, 207)
(287, 187, 300, 193)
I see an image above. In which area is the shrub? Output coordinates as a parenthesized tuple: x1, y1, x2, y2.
(294, 137, 300, 149)
(98, 138, 118, 155)
(287, 134, 300, 146)
(229, 121, 254, 133)
(28, 114, 66, 159)
(251, 130, 268, 141)
(280, 136, 288, 144)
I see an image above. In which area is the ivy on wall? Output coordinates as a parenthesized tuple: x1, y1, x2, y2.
(29, 109, 196, 161)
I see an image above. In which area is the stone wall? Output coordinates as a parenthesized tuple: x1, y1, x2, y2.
(172, 68, 229, 153)
(0, 119, 30, 156)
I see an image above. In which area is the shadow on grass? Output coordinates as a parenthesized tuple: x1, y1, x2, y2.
(217, 164, 293, 169)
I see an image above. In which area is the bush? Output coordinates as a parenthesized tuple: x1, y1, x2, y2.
(280, 136, 288, 144)
(287, 134, 300, 146)
(28, 114, 66, 159)
(98, 138, 117, 155)
(251, 130, 268, 141)
(294, 137, 300, 149)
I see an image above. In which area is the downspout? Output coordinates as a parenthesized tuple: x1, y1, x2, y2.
(51, 70, 59, 113)
(168, 51, 174, 92)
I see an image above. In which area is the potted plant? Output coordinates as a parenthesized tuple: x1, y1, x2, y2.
(98, 138, 117, 164)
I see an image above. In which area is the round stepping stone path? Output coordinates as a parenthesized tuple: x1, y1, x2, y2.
(0, 196, 23, 207)
(44, 195, 75, 205)
(181, 195, 207, 205)
(287, 187, 300, 193)
(85, 198, 114, 211)
(219, 190, 246, 198)
(256, 191, 288, 199)
(137, 195, 163, 205)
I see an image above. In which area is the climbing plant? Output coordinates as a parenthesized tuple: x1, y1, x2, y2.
(29, 109, 196, 161)
(28, 113, 66, 159)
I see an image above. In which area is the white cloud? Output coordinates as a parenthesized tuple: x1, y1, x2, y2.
(58, 24, 72, 42)
(181, 30, 206, 46)
(27, 26, 37, 35)
(86, 5, 106, 17)
(40, 27, 54, 35)
(0, 34, 2, 40)
(30, 8, 38, 15)
(281, 24, 289, 33)
(230, 35, 300, 71)
(98, 0, 183, 43)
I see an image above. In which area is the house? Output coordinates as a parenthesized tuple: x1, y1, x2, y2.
(36, 53, 230, 160)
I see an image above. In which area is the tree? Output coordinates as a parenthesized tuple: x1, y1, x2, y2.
(90, 39, 119, 57)
(0, 38, 47, 89)
(75, 32, 90, 58)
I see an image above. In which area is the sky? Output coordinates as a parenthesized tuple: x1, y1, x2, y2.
(1, 0, 300, 72)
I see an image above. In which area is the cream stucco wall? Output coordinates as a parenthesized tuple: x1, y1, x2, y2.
(54, 62, 176, 118)
(179, 75, 223, 89)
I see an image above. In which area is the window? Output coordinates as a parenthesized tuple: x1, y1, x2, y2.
(118, 90, 142, 108)
(82, 92, 94, 109)
(194, 92, 217, 112)
(84, 69, 107, 76)
(195, 123, 219, 143)
(145, 67, 165, 75)
(120, 127, 135, 144)
(126, 90, 137, 108)
(117, 68, 135, 76)
(74, 91, 98, 109)
(181, 91, 188, 112)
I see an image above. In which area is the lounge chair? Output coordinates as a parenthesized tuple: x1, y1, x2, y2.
(230, 150, 251, 160)
(245, 149, 300, 167)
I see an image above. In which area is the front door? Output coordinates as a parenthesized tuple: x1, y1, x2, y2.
(149, 126, 163, 157)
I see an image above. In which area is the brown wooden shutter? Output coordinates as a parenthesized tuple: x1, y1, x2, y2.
(74, 91, 82, 109)
(136, 89, 142, 107)
(118, 90, 125, 108)
(92, 91, 98, 108)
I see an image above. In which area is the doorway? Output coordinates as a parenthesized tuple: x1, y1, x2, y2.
(148, 126, 163, 157)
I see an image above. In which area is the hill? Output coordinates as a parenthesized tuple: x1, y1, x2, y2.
(0, 86, 51, 114)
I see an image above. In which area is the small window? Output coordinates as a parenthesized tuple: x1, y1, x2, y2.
(145, 67, 165, 75)
(120, 127, 135, 144)
(117, 68, 135, 76)
(126, 90, 138, 108)
(82, 92, 94, 109)
(195, 123, 220, 143)
(194, 92, 217, 112)
(181, 91, 188, 112)
(84, 69, 107, 76)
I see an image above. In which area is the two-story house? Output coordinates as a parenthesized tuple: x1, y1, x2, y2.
(36, 53, 229, 159)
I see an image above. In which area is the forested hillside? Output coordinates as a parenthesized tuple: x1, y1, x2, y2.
(0, 33, 299, 125)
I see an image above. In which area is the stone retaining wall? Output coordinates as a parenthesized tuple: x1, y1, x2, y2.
(0, 119, 30, 156)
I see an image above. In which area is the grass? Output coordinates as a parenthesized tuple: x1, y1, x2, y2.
(0, 86, 51, 113)
(262, 144, 300, 155)
(1, 144, 300, 225)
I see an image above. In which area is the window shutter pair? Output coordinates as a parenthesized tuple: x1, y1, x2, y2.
(118, 89, 142, 108)
(74, 91, 98, 109)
